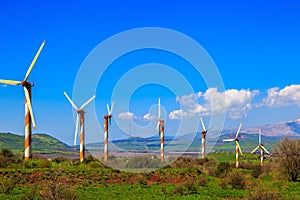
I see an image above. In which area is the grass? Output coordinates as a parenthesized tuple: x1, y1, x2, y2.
(0, 152, 299, 199)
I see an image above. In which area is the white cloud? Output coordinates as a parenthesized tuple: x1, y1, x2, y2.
(118, 112, 134, 120)
(262, 84, 300, 108)
(169, 88, 259, 119)
(143, 113, 156, 121)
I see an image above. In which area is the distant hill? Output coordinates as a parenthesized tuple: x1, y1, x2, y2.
(0, 132, 74, 156)
(241, 119, 300, 137)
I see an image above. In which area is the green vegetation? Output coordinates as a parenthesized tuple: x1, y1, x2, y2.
(0, 132, 75, 155)
(0, 134, 299, 199)
(0, 148, 299, 199)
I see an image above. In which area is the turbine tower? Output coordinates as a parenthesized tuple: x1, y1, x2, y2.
(200, 116, 211, 158)
(251, 129, 270, 166)
(0, 40, 45, 160)
(64, 92, 96, 162)
(104, 101, 114, 162)
(222, 123, 243, 168)
(156, 98, 165, 161)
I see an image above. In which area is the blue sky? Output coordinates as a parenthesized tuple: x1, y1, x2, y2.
(0, 1, 300, 145)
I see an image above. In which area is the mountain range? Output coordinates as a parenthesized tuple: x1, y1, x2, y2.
(0, 118, 299, 156)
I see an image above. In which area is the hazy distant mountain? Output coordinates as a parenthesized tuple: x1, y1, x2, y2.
(242, 119, 300, 137)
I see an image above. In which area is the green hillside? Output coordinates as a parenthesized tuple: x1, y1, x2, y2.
(0, 132, 71, 154)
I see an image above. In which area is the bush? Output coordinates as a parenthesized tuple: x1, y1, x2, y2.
(0, 176, 21, 194)
(0, 148, 14, 157)
(251, 165, 262, 178)
(173, 185, 184, 195)
(197, 175, 208, 187)
(42, 170, 79, 200)
(229, 171, 245, 189)
(219, 179, 228, 189)
(204, 166, 216, 177)
(53, 156, 69, 163)
(88, 161, 101, 168)
(216, 162, 231, 178)
(274, 137, 300, 181)
(246, 182, 283, 200)
(24, 159, 39, 169)
(22, 158, 52, 169)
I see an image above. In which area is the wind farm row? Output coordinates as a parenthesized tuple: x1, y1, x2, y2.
(0, 40, 271, 168)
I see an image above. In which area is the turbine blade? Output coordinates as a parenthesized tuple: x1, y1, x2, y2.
(156, 121, 160, 130)
(261, 145, 270, 154)
(24, 87, 36, 129)
(110, 101, 114, 114)
(259, 129, 261, 144)
(74, 114, 79, 147)
(207, 127, 213, 131)
(236, 141, 243, 155)
(200, 116, 206, 131)
(236, 122, 243, 138)
(64, 91, 78, 110)
(158, 97, 161, 119)
(251, 145, 260, 154)
(80, 94, 96, 110)
(106, 104, 110, 115)
(222, 139, 235, 142)
(24, 40, 46, 82)
(0, 79, 21, 85)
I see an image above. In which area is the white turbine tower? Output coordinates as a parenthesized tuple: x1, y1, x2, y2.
(222, 123, 243, 168)
(156, 98, 165, 161)
(104, 101, 114, 162)
(251, 129, 270, 166)
(200, 116, 212, 158)
(64, 92, 96, 162)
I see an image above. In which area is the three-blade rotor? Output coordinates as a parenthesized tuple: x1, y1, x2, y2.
(250, 129, 270, 154)
(0, 40, 46, 130)
(222, 122, 243, 155)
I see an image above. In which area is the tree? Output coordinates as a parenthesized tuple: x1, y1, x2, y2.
(274, 137, 300, 181)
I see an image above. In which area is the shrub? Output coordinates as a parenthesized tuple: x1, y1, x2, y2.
(0, 156, 12, 168)
(173, 185, 184, 195)
(204, 166, 216, 177)
(53, 156, 69, 163)
(246, 182, 283, 200)
(88, 161, 101, 168)
(229, 171, 245, 189)
(39, 159, 52, 168)
(219, 179, 228, 189)
(251, 165, 262, 178)
(273, 137, 300, 181)
(126, 156, 151, 168)
(216, 162, 231, 178)
(84, 154, 96, 164)
(0, 176, 21, 194)
(24, 159, 39, 169)
(42, 170, 79, 200)
(197, 175, 208, 187)
(0, 148, 14, 157)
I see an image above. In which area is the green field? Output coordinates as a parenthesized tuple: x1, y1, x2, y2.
(0, 152, 299, 200)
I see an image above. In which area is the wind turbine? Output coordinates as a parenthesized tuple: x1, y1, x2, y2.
(156, 98, 165, 161)
(199, 116, 212, 158)
(251, 129, 270, 166)
(0, 40, 45, 160)
(103, 101, 114, 162)
(64, 92, 96, 162)
(222, 123, 243, 168)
